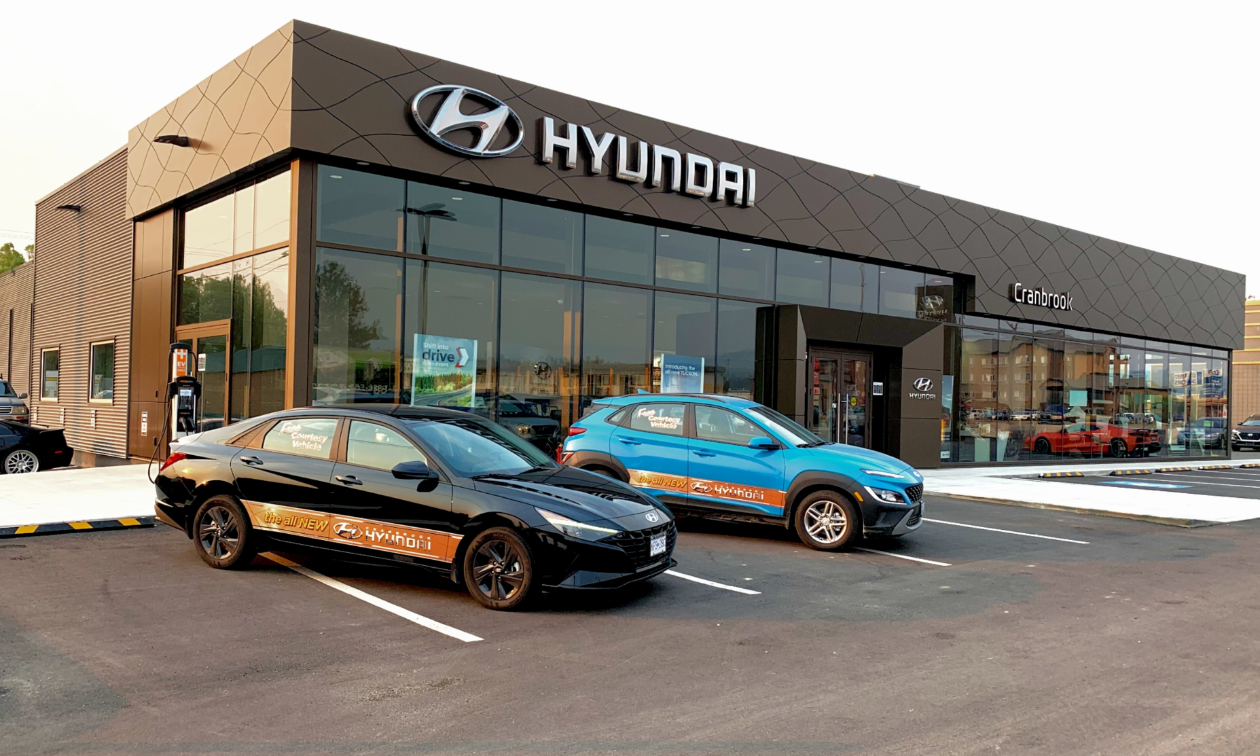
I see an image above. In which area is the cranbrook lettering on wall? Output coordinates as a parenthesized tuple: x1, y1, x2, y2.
(1010, 283, 1074, 312)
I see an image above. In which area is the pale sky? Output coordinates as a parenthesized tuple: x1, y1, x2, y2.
(1, 2, 1255, 297)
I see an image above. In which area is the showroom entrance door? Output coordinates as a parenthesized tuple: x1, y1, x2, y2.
(176, 320, 231, 433)
(808, 349, 872, 448)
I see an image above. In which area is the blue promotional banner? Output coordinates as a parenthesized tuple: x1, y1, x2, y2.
(660, 354, 704, 394)
(411, 334, 477, 408)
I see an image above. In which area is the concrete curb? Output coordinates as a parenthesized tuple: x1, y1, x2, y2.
(925, 492, 1215, 529)
(0, 516, 154, 538)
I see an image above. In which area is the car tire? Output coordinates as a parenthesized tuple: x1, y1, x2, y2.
(192, 495, 258, 570)
(1233, 444, 1241, 452)
(793, 491, 861, 552)
(2, 448, 39, 474)
(462, 527, 539, 611)
(1110, 439, 1128, 458)
(1033, 437, 1052, 456)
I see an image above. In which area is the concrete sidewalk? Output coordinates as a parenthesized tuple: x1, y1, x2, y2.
(0, 465, 155, 529)
(923, 461, 1260, 526)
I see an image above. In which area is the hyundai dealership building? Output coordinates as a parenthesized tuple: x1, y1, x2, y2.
(1, 21, 1244, 469)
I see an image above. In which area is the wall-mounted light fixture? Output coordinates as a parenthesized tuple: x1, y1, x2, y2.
(154, 135, 191, 147)
(55, 204, 82, 212)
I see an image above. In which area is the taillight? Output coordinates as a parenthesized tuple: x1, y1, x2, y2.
(159, 452, 188, 473)
(567, 426, 587, 436)
(559, 451, 575, 465)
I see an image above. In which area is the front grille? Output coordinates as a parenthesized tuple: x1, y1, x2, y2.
(605, 522, 676, 571)
(906, 506, 922, 527)
(1244, 433, 1259, 440)
(0, 407, 11, 415)
(904, 483, 923, 503)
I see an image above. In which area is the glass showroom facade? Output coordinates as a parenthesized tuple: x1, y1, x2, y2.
(174, 163, 1231, 464)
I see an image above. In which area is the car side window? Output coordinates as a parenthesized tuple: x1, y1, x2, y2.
(694, 405, 763, 445)
(261, 418, 338, 460)
(627, 403, 687, 437)
(346, 420, 426, 471)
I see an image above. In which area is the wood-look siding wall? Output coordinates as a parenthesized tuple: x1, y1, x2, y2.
(0, 263, 34, 398)
(31, 148, 133, 461)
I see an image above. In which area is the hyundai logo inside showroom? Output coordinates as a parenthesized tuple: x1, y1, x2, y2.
(11, 20, 1243, 477)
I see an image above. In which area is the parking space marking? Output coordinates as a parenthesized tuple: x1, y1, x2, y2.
(265, 554, 483, 643)
(1147, 475, 1260, 490)
(665, 569, 761, 595)
(922, 518, 1090, 545)
(1154, 472, 1260, 484)
(853, 547, 951, 567)
(1101, 480, 1191, 489)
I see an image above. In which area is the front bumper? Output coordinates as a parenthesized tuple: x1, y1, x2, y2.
(863, 501, 923, 536)
(535, 521, 678, 590)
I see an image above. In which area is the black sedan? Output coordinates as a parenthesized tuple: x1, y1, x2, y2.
(154, 405, 677, 610)
(0, 420, 73, 474)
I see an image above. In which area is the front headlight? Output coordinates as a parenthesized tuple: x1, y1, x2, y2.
(535, 508, 619, 541)
(861, 469, 904, 480)
(865, 486, 906, 504)
(514, 424, 533, 437)
(1232, 431, 1241, 440)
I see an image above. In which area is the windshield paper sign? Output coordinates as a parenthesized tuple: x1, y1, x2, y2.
(411, 334, 477, 408)
(660, 354, 704, 394)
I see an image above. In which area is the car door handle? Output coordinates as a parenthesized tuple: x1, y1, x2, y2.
(691, 450, 716, 457)
(239, 456, 263, 466)
(616, 437, 641, 445)
(335, 475, 363, 486)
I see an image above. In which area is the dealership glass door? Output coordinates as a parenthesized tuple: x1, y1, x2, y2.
(177, 323, 231, 433)
(809, 349, 871, 448)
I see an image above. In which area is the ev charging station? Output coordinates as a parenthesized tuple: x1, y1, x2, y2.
(168, 342, 201, 440)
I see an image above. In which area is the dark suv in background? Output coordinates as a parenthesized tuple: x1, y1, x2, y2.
(0, 380, 29, 424)
(1233, 415, 1260, 452)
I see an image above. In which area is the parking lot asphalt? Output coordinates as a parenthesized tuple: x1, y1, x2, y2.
(4, 496, 1260, 755)
(1047, 467, 1260, 499)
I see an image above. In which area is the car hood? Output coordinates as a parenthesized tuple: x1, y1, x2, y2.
(0, 397, 24, 407)
(1234, 424, 1260, 433)
(802, 443, 918, 478)
(472, 466, 660, 524)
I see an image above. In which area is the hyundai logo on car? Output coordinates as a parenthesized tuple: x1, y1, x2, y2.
(333, 522, 362, 540)
(410, 85, 525, 158)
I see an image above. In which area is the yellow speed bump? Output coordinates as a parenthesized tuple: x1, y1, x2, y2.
(1155, 467, 1193, 473)
(1038, 472, 1084, 478)
(1109, 469, 1155, 476)
(1198, 465, 1234, 471)
(1240, 463, 1260, 469)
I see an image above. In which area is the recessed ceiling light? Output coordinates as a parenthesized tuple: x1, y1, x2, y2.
(691, 225, 700, 229)
(451, 197, 462, 201)
(546, 198, 557, 202)
(742, 248, 750, 251)
(458, 181, 470, 186)
(329, 175, 343, 179)
(623, 213, 632, 217)
(356, 161, 369, 166)
(660, 234, 670, 238)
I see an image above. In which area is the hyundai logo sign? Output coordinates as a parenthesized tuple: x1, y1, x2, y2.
(909, 377, 938, 401)
(410, 85, 524, 158)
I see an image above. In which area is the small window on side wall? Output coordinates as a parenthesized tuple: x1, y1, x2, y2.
(41, 349, 60, 400)
(90, 341, 115, 402)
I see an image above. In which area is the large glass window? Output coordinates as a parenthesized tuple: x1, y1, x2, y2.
(879, 268, 924, 319)
(718, 240, 774, 300)
(89, 342, 115, 402)
(407, 182, 500, 265)
(830, 259, 878, 313)
(498, 272, 581, 454)
(919, 275, 955, 321)
(717, 300, 761, 399)
(178, 263, 233, 325)
(656, 230, 717, 293)
(254, 173, 291, 249)
(582, 283, 651, 405)
(317, 166, 405, 251)
(957, 329, 998, 462)
(184, 171, 290, 269)
(183, 195, 234, 268)
(585, 216, 654, 284)
(41, 349, 59, 400)
(502, 200, 582, 275)
(654, 292, 716, 392)
(403, 260, 498, 416)
(313, 248, 401, 404)
(249, 249, 289, 417)
(776, 249, 830, 306)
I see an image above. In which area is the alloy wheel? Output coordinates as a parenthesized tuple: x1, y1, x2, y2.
(4, 450, 38, 474)
(803, 499, 849, 545)
(198, 506, 241, 560)
(472, 539, 525, 601)
(1111, 439, 1128, 458)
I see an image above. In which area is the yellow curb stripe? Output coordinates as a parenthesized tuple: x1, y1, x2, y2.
(118, 518, 141, 527)
(67, 521, 93, 530)
(15, 525, 38, 534)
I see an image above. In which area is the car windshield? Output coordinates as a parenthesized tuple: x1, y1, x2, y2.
(0, 381, 14, 397)
(1242, 419, 1260, 427)
(405, 417, 555, 477)
(748, 406, 827, 447)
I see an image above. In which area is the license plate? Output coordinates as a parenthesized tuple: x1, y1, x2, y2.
(649, 533, 667, 557)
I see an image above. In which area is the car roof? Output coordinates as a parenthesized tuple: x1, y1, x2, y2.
(595, 393, 760, 408)
(283, 404, 485, 421)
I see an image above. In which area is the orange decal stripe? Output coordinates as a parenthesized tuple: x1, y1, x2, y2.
(626, 469, 786, 512)
(242, 501, 461, 563)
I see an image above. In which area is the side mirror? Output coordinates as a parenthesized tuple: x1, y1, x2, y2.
(748, 436, 779, 450)
(17, 393, 27, 400)
(392, 460, 440, 492)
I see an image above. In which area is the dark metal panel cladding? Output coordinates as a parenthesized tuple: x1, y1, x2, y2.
(0, 263, 34, 396)
(32, 148, 132, 460)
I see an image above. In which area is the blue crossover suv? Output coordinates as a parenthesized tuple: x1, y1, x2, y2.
(560, 394, 924, 551)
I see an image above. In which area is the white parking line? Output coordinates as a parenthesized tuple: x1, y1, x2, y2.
(1153, 472, 1260, 484)
(1148, 475, 1260, 490)
(853, 547, 952, 567)
(923, 518, 1090, 545)
(266, 554, 483, 643)
(665, 569, 761, 595)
